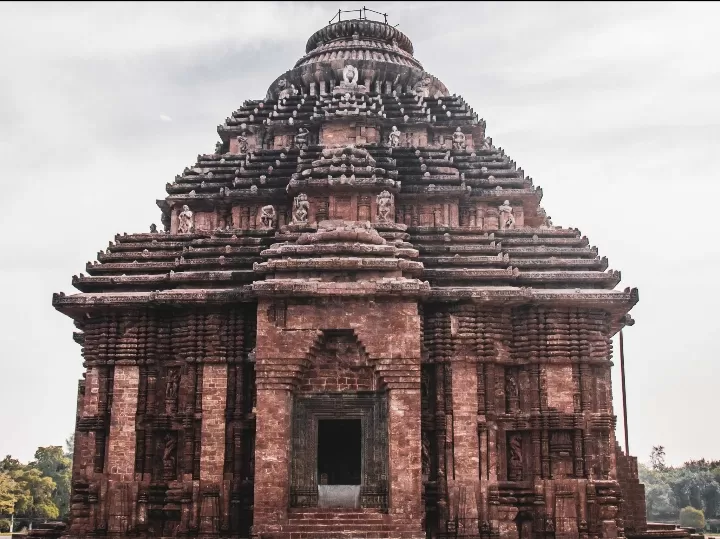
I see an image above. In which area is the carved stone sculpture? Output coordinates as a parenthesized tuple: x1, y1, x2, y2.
(388, 126, 401, 148)
(335, 63, 367, 94)
(292, 193, 309, 224)
(377, 190, 394, 223)
(277, 78, 291, 100)
(260, 205, 277, 229)
(413, 75, 432, 98)
(162, 434, 177, 474)
(294, 127, 309, 149)
(499, 200, 515, 230)
(508, 434, 523, 480)
(237, 132, 249, 153)
(166, 369, 180, 401)
(506, 372, 519, 412)
(215, 141, 223, 154)
(343, 64, 358, 85)
(178, 205, 194, 234)
(452, 127, 467, 151)
(149, 223, 158, 234)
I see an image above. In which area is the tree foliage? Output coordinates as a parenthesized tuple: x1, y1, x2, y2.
(679, 506, 706, 529)
(640, 445, 720, 530)
(0, 436, 75, 522)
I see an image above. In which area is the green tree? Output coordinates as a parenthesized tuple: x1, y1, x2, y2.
(639, 463, 678, 519)
(0, 471, 20, 514)
(31, 446, 71, 518)
(651, 445, 667, 472)
(679, 505, 706, 530)
(9, 466, 59, 519)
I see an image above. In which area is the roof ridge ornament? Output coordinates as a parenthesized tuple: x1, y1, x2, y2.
(328, 7, 392, 26)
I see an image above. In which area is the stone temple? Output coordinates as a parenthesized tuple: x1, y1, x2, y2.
(53, 17, 676, 539)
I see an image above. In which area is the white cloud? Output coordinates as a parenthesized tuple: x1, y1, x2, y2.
(159, 114, 173, 122)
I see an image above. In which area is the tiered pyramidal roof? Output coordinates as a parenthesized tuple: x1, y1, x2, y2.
(53, 18, 637, 323)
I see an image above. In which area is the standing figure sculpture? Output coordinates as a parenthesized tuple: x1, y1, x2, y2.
(294, 127, 309, 149)
(508, 434, 523, 480)
(388, 126, 401, 148)
(237, 132, 249, 153)
(178, 205, 194, 234)
(499, 200, 515, 230)
(452, 127, 467, 151)
(260, 205, 277, 229)
(377, 190, 394, 223)
(292, 193, 309, 224)
(162, 434, 177, 475)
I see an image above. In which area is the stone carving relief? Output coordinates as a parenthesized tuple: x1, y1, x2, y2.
(376, 190, 394, 223)
(508, 433, 523, 481)
(388, 126, 401, 147)
(343, 64, 358, 85)
(294, 127, 309, 149)
(162, 433, 177, 479)
(452, 127, 467, 151)
(335, 64, 367, 94)
(413, 75, 432, 98)
(505, 370, 519, 413)
(292, 193, 309, 224)
(165, 369, 181, 414)
(277, 78, 293, 100)
(178, 205, 194, 234)
(260, 205, 277, 229)
(237, 132, 249, 153)
(499, 200, 516, 230)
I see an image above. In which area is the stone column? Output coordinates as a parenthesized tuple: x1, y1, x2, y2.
(252, 378, 293, 532)
(200, 364, 227, 482)
(449, 358, 480, 526)
(107, 365, 139, 481)
(106, 365, 139, 534)
(387, 386, 422, 523)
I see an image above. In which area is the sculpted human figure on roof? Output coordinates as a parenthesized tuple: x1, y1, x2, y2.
(499, 200, 515, 230)
(388, 126, 401, 147)
(292, 193, 309, 224)
(237, 132, 249, 153)
(343, 64, 358, 85)
(453, 128, 467, 151)
(178, 205, 194, 234)
(294, 127, 309, 149)
(377, 190, 394, 223)
(260, 205, 277, 229)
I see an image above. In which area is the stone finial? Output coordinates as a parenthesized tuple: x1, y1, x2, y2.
(376, 190, 394, 223)
(292, 193, 310, 224)
(294, 127, 309, 149)
(237, 132, 249, 153)
(388, 126, 401, 147)
(499, 200, 515, 230)
(178, 205, 194, 234)
(452, 127, 467, 151)
(260, 205, 277, 229)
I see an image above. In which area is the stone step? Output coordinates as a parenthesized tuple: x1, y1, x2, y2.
(265, 532, 423, 539)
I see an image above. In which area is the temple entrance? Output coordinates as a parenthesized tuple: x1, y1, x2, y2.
(290, 393, 389, 509)
(318, 419, 362, 485)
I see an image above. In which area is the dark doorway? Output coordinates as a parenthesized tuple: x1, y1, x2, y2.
(317, 419, 362, 485)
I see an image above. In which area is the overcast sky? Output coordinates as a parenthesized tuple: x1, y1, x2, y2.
(0, 1, 718, 467)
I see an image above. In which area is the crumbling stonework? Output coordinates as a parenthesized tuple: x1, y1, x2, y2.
(53, 16, 676, 539)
